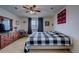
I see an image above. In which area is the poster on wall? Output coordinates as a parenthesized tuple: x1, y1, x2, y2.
(45, 21, 50, 26)
(57, 9, 66, 24)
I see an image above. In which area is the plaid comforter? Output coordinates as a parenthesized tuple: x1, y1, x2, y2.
(24, 32, 71, 50)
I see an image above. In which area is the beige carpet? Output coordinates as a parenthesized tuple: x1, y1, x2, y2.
(0, 37, 70, 53)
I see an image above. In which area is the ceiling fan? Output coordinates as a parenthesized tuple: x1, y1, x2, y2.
(22, 5, 40, 14)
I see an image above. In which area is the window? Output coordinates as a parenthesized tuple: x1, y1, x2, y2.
(31, 20, 38, 30)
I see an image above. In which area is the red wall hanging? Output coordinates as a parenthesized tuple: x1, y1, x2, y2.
(57, 9, 66, 24)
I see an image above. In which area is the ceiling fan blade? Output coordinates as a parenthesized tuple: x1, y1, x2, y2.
(14, 7, 18, 9)
(34, 10, 40, 12)
(26, 11, 29, 13)
(23, 6, 29, 10)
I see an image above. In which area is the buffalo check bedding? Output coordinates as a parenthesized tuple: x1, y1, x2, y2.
(24, 32, 72, 50)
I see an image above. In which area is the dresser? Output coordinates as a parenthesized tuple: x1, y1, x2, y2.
(0, 31, 28, 50)
(0, 32, 20, 49)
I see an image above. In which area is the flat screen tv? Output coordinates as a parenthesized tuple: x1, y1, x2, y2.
(0, 18, 12, 33)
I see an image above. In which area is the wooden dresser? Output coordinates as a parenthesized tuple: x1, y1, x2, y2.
(0, 31, 28, 50)
(0, 32, 20, 50)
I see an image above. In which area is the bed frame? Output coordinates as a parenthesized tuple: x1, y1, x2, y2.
(24, 45, 72, 53)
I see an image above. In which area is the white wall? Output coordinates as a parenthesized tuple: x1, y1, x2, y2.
(53, 6, 79, 52)
(43, 17, 53, 31)
(19, 17, 53, 32)
(18, 17, 28, 31)
(0, 8, 20, 31)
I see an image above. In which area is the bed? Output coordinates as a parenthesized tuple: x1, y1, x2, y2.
(24, 32, 72, 52)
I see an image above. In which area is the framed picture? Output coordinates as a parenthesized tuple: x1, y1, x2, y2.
(57, 9, 66, 24)
(23, 21, 26, 23)
(45, 21, 49, 26)
(16, 20, 19, 25)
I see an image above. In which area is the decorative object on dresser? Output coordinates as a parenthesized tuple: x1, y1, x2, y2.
(18, 30, 28, 37)
(14, 27, 17, 31)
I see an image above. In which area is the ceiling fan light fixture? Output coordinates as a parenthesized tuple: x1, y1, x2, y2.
(23, 5, 40, 14)
(30, 11, 35, 14)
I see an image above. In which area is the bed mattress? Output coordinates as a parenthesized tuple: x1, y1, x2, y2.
(24, 32, 72, 51)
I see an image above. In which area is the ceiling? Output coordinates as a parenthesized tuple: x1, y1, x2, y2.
(0, 5, 65, 18)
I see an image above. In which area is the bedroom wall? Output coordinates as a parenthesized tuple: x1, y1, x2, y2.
(18, 17, 28, 31)
(19, 17, 53, 32)
(53, 5, 79, 53)
(43, 17, 53, 32)
(0, 8, 20, 31)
